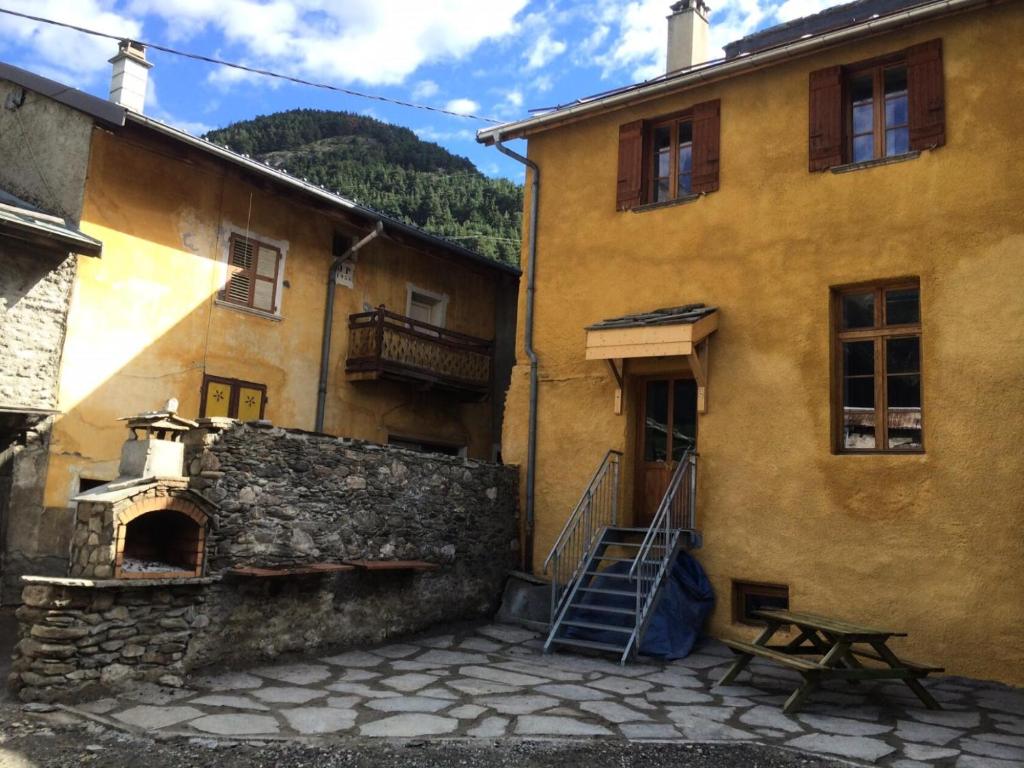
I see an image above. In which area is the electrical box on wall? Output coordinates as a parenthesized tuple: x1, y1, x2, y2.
(334, 259, 355, 288)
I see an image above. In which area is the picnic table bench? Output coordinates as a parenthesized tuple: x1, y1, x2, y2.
(716, 609, 944, 713)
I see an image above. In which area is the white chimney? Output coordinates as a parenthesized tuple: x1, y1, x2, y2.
(667, 0, 710, 73)
(108, 39, 152, 113)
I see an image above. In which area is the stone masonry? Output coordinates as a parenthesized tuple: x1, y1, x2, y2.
(10, 420, 519, 702)
(186, 420, 518, 574)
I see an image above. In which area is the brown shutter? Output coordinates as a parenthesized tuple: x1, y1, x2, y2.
(616, 120, 644, 211)
(808, 65, 844, 171)
(907, 38, 945, 151)
(691, 99, 721, 194)
(223, 236, 255, 306)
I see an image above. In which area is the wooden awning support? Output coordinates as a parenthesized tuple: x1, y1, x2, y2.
(688, 339, 709, 413)
(607, 360, 624, 414)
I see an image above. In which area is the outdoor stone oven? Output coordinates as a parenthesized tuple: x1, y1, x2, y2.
(70, 481, 211, 579)
(69, 410, 212, 580)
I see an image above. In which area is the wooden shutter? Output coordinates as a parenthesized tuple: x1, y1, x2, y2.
(616, 120, 644, 211)
(691, 99, 721, 194)
(251, 243, 281, 313)
(808, 65, 845, 171)
(906, 38, 945, 151)
(223, 236, 255, 306)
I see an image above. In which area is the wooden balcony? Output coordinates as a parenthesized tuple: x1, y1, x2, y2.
(345, 306, 493, 397)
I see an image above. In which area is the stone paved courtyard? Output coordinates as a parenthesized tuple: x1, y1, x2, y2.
(66, 623, 1024, 768)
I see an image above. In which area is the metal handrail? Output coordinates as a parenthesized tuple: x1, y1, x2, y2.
(543, 450, 622, 627)
(626, 449, 697, 656)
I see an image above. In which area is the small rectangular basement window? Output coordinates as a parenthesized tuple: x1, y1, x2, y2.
(732, 580, 789, 625)
(388, 435, 465, 457)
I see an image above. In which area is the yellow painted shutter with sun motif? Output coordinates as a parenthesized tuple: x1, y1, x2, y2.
(237, 386, 265, 421)
(203, 380, 232, 418)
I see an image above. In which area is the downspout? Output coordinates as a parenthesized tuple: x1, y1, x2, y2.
(316, 221, 384, 433)
(494, 137, 539, 573)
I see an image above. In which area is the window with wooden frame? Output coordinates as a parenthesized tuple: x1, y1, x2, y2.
(809, 39, 945, 172)
(200, 375, 267, 421)
(832, 280, 923, 452)
(616, 99, 720, 211)
(219, 233, 283, 314)
(732, 581, 789, 626)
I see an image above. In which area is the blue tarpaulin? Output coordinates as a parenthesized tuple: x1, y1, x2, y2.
(563, 552, 715, 659)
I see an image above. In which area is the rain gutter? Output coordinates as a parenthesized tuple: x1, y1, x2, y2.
(316, 221, 383, 433)
(494, 138, 539, 574)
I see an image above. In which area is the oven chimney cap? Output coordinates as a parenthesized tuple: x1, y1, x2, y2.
(119, 409, 197, 442)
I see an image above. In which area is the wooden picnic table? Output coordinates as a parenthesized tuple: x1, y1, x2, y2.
(716, 609, 944, 713)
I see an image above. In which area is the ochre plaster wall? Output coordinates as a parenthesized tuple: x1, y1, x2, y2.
(44, 124, 502, 511)
(502, 4, 1024, 684)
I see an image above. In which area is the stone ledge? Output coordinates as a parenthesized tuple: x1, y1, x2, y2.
(22, 574, 221, 589)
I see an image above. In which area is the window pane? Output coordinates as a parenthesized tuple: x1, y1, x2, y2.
(884, 66, 907, 96)
(671, 379, 697, 461)
(886, 127, 909, 157)
(843, 340, 875, 377)
(678, 121, 692, 144)
(678, 173, 692, 196)
(843, 387, 876, 449)
(656, 178, 671, 202)
(887, 373, 921, 407)
(885, 93, 907, 128)
(852, 135, 874, 163)
(252, 279, 274, 312)
(678, 143, 692, 173)
(886, 288, 920, 325)
(852, 102, 873, 135)
(841, 292, 875, 329)
(653, 125, 671, 177)
(645, 380, 669, 462)
(850, 74, 873, 103)
(887, 337, 920, 374)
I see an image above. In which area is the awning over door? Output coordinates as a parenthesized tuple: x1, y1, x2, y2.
(585, 304, 718, 413)
(585, 304, 717, 360)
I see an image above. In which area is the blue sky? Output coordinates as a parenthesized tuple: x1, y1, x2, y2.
(0, 1, 832, 181)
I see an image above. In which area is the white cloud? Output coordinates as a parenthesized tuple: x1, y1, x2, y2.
(145, 76, 215, 135)
(0, 0, 530, 90)
(525, 30, 567, 70)
(411, 79, 440, 100)
(128, 0, 530, 87)
(414, 126, 475, 142)
(0, 0, 143, 87)
(530, 74, 554, 93)
(444, 97, 480, 116)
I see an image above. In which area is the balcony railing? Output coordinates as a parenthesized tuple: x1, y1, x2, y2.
(345, 306, 493, 397)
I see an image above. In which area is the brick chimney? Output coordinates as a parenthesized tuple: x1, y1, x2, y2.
(667, 0, 710, 73)
(108, 39, 152, 113)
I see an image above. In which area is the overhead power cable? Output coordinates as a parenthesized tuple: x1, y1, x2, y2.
(0, 6, 502, 124)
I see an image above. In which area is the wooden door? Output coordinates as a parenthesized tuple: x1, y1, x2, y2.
(634, 377, 698, 526)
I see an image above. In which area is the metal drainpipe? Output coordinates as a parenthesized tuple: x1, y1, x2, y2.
(494, 137, 539, 574)
(316, 221, 384, 433)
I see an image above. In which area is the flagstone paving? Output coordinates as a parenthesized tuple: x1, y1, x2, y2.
(72, 622, 1024, 768)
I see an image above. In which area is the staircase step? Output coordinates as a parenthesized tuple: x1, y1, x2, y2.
(550, 637, 628, 653)
(568, 603, 636, 616)
(576, 586, 635, 597)
(603, 542, 668, 549)
(559, 619, 633, 634)
(584, 570, 655, 580)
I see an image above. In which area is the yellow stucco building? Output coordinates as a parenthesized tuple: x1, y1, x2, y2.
(0, 58, 518, 597)
(479, 0, 1023, 684)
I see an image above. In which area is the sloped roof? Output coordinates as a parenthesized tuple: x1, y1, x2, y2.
(478, 0, 978, 144)
(724, 0, 933, 59)
(586, 303, 716, 330)
(0, 61, 519, 276)
(0, 188, 102, 256)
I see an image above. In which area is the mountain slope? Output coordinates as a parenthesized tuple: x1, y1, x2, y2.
(204, 110, 522, 265)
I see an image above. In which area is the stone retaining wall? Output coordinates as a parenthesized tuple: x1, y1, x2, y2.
(187, 421, 518, 573)
(11, 581, 208, 699)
